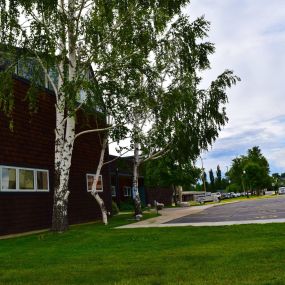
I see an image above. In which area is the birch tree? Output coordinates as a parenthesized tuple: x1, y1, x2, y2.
(119, 14, 240, 215)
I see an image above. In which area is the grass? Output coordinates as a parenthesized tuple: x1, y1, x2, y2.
(1, 213, 285, 285)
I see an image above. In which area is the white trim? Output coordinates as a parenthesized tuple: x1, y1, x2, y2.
(0, 165, 50, 192)
(123, 186, 132, 197)
(36, 170, 50, 191)
(86, 174, 103, 192)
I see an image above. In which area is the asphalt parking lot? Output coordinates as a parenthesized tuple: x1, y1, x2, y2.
(166, 195, 285, 224)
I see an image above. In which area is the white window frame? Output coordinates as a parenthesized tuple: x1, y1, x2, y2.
(123, 186, 132, 197)
(86, 174, 103, 192)
(0, 165, 49, 192)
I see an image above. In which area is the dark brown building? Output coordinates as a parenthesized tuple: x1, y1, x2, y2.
(0, 74, 112, 236)
(109, 155, 174, 207)
(109, 155, 145, 206)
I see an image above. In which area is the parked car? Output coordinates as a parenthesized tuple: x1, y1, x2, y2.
(214, 192, 222, 199)
(278, 187, 285, 195)
(221, 193, 231, 199)
(196, 192, 219, 204)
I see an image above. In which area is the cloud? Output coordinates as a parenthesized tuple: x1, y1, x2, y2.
(187, 0, 285, 174)
(200, 116, 285, 174)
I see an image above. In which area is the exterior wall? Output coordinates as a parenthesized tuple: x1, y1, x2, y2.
(111, 174, 144, 202)
(145, 187, 174, 206)
(0, 77, 111, 235)
(109, 155, 145, 204)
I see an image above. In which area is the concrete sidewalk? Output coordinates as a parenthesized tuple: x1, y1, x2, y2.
(117, 204, 215, 229)
(117, 202, 285, 229)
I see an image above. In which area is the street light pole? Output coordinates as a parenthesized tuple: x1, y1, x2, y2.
(243, 170, 249, 198)
(200, 156, 207, 196)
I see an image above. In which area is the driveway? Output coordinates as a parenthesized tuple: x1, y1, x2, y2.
(118, 196, 285, 228)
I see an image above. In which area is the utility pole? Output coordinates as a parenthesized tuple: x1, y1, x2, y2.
(200, 156, 207, 195)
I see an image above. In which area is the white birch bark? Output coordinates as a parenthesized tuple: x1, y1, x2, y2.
(90, 136, 108, 225)
(52, 0, 77, 231)
(177, 186, 183, 204)
(132, 140, 142, 216)
(52, 116, 76, 231)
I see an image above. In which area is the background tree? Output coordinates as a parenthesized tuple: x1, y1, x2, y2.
(209, 169, 215, 191)
(243, 162, 270, 195)
(271, 173, 282, 193)
(215, 165, 222, 191)
(227, 146, 270, 195)
(227, 156, 246, 190)
(120, 13, 240, 214)
(144, 155, 201, 205)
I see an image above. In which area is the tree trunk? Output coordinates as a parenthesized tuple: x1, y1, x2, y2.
(52, 175, 69, 232)
(52, 116, 76, 232)
(90, 137, 108, 225)
(91, 192, 108, 225)
(172, 184, 177, 206)
(177, 186, 183, 204)
(133, 141, 142, 216)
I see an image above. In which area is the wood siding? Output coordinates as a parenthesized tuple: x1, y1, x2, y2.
(0, 77, 111, 235)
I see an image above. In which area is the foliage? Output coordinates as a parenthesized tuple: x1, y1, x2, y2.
(226, 183, 241, 193)
(118, 199, 135, 212)
(227, 146, 271, 194)
(215, 165, 222, 189)
(209, 169, 215, 190)
(143, 154, 200, 188)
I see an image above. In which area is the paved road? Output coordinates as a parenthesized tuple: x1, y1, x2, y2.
(166, 196, 285, 224)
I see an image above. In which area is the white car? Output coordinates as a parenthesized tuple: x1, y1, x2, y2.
(278, 187, 285, 195)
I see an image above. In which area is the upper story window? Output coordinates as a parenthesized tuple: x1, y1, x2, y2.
(0, 166, 49, 192)
(86, 174, 103, 192)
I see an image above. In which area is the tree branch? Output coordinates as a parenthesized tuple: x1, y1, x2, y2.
(102, 149, 131, 166)
(141, 143, 171, 163)
(74, 125, 114, 140)
(34, 52, 58, 98)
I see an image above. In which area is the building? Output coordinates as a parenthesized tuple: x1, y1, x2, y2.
(109, 155, 145, 206)
(0, 56, 112, 236)
(109, 155, 174, 207)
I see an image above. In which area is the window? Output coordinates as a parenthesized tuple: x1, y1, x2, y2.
(123, 186, 132, 197)
(87, 174, 103, 192)
(19, 169, 34, 190)
(0, 166, 49, 192)
(37, 171, 49, 191)
(111, 186, 116, 197)
(2, 167, 16, 190)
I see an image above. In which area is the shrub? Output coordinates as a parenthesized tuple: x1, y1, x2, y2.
(119, 199, 134, 211)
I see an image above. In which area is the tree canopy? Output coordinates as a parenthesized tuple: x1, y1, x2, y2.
(227, 146, 271, 194)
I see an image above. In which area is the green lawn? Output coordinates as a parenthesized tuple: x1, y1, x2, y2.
(1, 214, 285, 285)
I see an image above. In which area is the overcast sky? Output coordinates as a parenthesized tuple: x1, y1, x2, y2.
(186, 0, 285, 175)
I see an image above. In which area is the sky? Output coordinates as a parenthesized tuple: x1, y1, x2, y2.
(185, 0, 285, 175)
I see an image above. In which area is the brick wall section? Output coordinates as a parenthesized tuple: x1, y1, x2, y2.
(0, 78, 111, 235)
